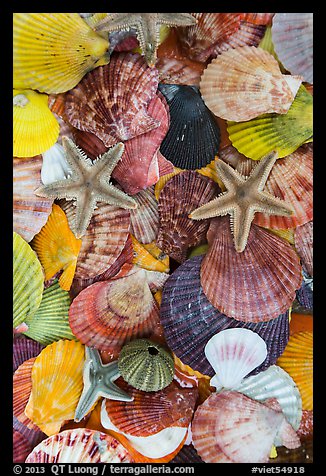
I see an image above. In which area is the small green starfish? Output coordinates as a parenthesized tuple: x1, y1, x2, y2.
(95, 13, 197, 66)
(189, 151, 293, 253)
(74, 347, 133, 423)
(35, 136, 137, 239)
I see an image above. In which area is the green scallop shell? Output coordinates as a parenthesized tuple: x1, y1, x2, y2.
(118, 339, 175, 392)
(23, 279, 76, 345)
(13, 232, 44, 329)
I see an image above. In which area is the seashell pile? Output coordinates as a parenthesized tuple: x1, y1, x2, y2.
(13, 12, 313, 464)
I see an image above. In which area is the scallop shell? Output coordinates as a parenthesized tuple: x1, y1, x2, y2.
(272, 13, 313, 84)
(204, 328, 267, 390)
(227, 84, 313, 160)
(156, 56, 205, 87)
(112, 92, 169, 194)
(200, 46, 302, 122)
(40, 143, 71, 185)
(13, 13, 110, 94)
(13, 429, 32, 463)
(156, 171, 220, 262)
(22, 280, 75, 346)
(159, 85, 221, 170)
(65, 53, 160, 148)
(192, 391, 300, 463)
(201, 217, 302, 322)
(103, 378, 197, 436)
(294, 221, 313, 277)
(69, 267, 168, 355)
(13, 232, 44, 330)
(131, 236, 169, 273)
(295, 274, 313, 311)
(154, 167, 182, 200)
(25, 340, 85, 436)
(129, 187, 160, 244)
(277, 331, 313, 411)
(31, 204, 82, 291)
(297, 410, 313, 440)
(170, 444, 204, 463)
(13, 156, 54, 243)
(245, 13, 275, 25)
(118, 339, 175, 392)
(25, 428, 134, 463)
(160, 255, 290, 376)
(71, 127, 108, 161)
(13, 358, 40, 432)
(13, 89, 60, 157)
(13, 336, 43, 373)
(211, 20, 266, 57)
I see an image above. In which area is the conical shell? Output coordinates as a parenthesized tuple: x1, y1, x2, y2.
(65, 53, 160, 147)
(129, 187, 160, 244)
(69, 267, 168, 355)
(118, 339, 175, 392)
(25, 340, 85, 436)
(160, 255, 290, 376)
(13, 232, 44, 329)
(40, 143, 71, 185)
(277, 331, 313, 411)
(23, 280, 75, 346)
(13, 155, 54, 242)
(159, 85, 221, 170)
(13, 13, 110, 94)
(204, 328, 267, 389)
(200, 46, 302, 122)
(294, 221, 313, 277)
(272, 13, 313, 84)
(201, 217, 302, 322)
(112, 92, 170, 194)
(156, 171, 220, 262)
(192, 391, 300, 463)
(25, 428, 134, 463)
(104, 378, 197, 436)
(31, 204, 82, 291)
(13, 89, 60, 157)
(13, 430, 32, 463)
(13, 336, 43, 373)
(227, 84, 313, 160)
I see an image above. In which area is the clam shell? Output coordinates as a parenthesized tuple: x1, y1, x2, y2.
(13, 429, 32, 463)
(103, 378, 197, 436)
(227, 84, 313, 160)
(129, 186, 159, 244)
(272, 13, 313, 84)
(13, 336, 44, 373)
(159, 85, 221, 170)
(24, 340, 85, 436)
(40, 143, 71, 185)
(13, 89, 59, 157)
(13, 232, 44, 330)
(13, 13, 110, 94)
(112, 92, 169, 194)
(23, 279, 75, 346)
(13, 155, 54, 242)
(201, 217, 302, 322)
(294, 221, 313, 277)
(69, 267, 168, 355)
(156, 171, 220, 262)
(205, 328, 267, 390)
(200, 46, 302, 122)
(25, 428, 134, 463)
(31, 204, 82, 291)
(118, 339, 175, 392)
(192, 391, 300, 463)
(65, 53, 160, 147)
(160, 255, 290, 376)
(277, 331, 313, 411)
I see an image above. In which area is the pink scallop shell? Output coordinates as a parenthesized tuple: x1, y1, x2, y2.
(13, 430, 33, 463)
(294, 221, 313, 277)
(129, 187, 160, 244)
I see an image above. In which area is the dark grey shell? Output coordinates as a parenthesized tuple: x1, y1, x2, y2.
(160, 255, 290, 377)
(170, 444, 204, 463)
(158, 84, 220, 170)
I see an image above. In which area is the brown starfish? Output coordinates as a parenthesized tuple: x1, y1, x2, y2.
(95, 13, 197, 66)
(189, 151, 293, 253)
(35, 137, 137, 239)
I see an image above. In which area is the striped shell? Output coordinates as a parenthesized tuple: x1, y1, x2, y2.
(118, 339, 175, 392)
(13, 336, 43, 373)
(129, 186, 160, 244)
(13, 430, 33, 463)
(294, 221, 313, 277)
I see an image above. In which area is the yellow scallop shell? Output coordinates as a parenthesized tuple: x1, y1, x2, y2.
(13, 89, 60, 158)
(25, 339, 85, 436)
(131, 235, 170, 273)
(13, 13, 110, 94)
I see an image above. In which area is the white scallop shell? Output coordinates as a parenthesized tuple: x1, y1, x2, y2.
(41, 143, 71, 185)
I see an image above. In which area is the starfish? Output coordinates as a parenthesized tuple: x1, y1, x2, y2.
(74, 347, 133, 423)
(189, 151, 293, 253)
(35, 136, 137, 239)
(95, 13, 197, 66)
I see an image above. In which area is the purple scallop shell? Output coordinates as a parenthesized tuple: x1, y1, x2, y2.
(295, 273, 313, 311)
(13, 336, 44, 373)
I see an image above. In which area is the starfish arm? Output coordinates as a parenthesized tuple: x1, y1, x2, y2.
(254, 191, 294, 216)
(232, 206, 256, 253)
(158, 13, 197, 27)
(74, 381, 100, 423)
(95, 13, 140, 33)
(86, 347, 103, 367)
(215, 160, 246, 191)
(74, 190, 97, 238)
(95, 184, 138, 210)
(94, 142, 125, 179)
(34, 181, 82, 201)
(189, 192, 235, 220)
(98, 381, 134, 402)
(62, 136, 92, 177)
(248, 151, 278, 191)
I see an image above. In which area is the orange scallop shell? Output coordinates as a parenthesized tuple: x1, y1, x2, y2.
(13, 357, 40, 432)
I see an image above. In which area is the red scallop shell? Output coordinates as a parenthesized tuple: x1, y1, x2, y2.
(13, 430, 32, 463)
(294, 221, 313, 277)
(244, 13, 275, 25)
